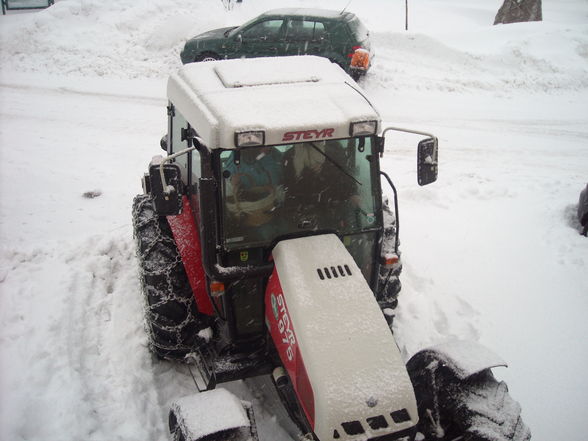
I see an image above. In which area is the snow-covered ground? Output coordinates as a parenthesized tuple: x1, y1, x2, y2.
(1, 0, 587, 440)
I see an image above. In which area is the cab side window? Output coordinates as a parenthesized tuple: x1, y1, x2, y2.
(191, 143, 201, 185)
(170, 110, 190, 186)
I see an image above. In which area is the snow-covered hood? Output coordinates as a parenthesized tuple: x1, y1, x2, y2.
(267, 234, 418, 440)
(188, 26, 236, 43)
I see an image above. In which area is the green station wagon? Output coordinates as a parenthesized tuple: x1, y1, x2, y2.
(180, 8, 374, 79)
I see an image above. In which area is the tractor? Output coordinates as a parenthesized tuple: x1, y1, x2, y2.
(132, 56, 530, 441)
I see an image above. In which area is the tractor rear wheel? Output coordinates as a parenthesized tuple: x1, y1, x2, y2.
(132, 194, 207, 360)
(407, 354, 531, 441)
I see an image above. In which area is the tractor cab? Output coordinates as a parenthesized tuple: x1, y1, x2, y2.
(144, 56, 437, 353)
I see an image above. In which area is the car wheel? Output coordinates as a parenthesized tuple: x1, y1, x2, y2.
(350, 70, 363, 82)
(196, 52, 220, 62)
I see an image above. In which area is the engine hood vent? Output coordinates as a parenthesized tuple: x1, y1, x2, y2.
(317, 265, 352, 280)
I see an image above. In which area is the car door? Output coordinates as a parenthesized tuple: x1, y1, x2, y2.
(281, 19, 328, 57)
(238, 18, 285, 58)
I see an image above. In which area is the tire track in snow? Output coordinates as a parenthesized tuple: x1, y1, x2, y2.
(61, 234, 168, 440)
(0, 235, 172, 440)
(393, 259, 482, 360)
(0, 81, 165, 106)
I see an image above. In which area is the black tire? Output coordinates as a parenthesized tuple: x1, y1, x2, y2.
(350, 69, 363, 82)
(195, 52, 220, 62)
(407, 354, 531, 441)
(132, 194, 207, 360)
(169, 410, 185, 441)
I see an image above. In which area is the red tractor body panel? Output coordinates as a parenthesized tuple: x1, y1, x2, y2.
(167, 196, 214, 316)
(265, 268, 315, 427)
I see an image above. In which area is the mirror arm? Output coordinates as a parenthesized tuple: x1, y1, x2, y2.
(382, 126, 438, 145)
(159, 137, 203, 197)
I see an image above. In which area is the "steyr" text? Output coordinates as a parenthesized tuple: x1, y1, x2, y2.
(282, 128, 335, 142)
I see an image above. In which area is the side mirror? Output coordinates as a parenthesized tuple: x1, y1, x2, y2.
(417, 137, 438, 186)
(160, 134, 168, 152)
(148, 160, 183, 215)
(236, 34, 243, 45)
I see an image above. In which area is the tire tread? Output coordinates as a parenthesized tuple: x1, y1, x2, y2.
(408, 353, 531, 441)
(132, 194, 208, 360)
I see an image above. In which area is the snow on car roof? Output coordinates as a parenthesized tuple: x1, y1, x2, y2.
(259, 8, 354, 20)
(167, 56, 380, 149)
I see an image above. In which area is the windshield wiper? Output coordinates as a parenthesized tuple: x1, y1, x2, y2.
(309, 142, 362, 186)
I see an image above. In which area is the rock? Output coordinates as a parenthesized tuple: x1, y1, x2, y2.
(494, 0, 542, 25)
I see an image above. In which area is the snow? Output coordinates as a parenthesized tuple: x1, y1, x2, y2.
(169, 56, 377, 149)
(1, 0, 587, 440)
(414, 340, 507, 380)
(170, 389, 251, 440)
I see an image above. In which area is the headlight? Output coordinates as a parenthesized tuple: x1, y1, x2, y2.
(350, 120, 377, 137)
(235, 130, 265, 147)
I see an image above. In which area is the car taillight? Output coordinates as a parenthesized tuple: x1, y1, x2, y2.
(347, 45, 363, 58)
(350, 47, 370, 70)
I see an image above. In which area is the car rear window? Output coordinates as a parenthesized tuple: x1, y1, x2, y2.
(347, 16, 369, 42)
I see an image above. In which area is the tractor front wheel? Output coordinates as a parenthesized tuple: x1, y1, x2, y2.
(407, 353, 531, 441)
(132, 194, 208, 360)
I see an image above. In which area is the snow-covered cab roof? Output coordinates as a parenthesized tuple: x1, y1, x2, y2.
(167, 56, 380, 149)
